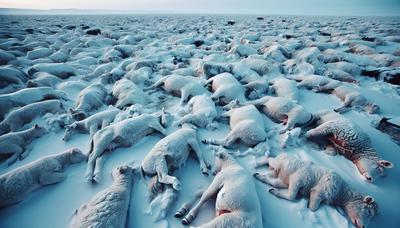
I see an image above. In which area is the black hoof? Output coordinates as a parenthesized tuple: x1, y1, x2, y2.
(182, 219, 189, 226)
(174, 209, 186, 218)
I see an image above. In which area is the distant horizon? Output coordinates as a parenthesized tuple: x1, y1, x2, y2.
(1, 7, 400, 17)
(1, 0, 400, 16)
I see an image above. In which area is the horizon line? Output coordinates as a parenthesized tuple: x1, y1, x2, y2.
(1, 7, 400, 17)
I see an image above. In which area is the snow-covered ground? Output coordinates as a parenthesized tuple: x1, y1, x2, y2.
(0, 14, 399, 228)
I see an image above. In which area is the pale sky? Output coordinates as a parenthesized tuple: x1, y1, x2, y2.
(1, 0, 400, 16)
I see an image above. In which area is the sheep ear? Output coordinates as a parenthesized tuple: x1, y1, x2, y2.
(378, 160, 394, 169)
(363, 196, 374, 204)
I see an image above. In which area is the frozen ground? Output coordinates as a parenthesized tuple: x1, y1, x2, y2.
(0, 14, 399, 228)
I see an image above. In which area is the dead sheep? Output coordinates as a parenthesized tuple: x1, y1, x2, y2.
(197, 61, 232, 79)
(286, 74, 334, 90)
(0, 66, 29, 93)
(0, 100, 65, 135)
(141, 124, 209, 191)
(63, 107, 120, 141)
(0, 124, 46, 166)
(71, 165, 136, 228)
(326, 61, 362, 76)
(150, 74, 209, 105)
(282, 59, 315, 75)
(204, 105, 266, 147)
(0, 87, 68, 121)
(323, 69, 359, 84)
(27, 72, 63, 88)
(0, 148, 86, 208)
(176, 150, 263, 228)
(27, 63, 76, 79)
(205, 72, 247, 105)
(246, 96, 314, 131)
(85, 112, 170, 183)
(70, 83, 108, 120)
(306, 112, 393, 182)
(316, 83, 380, 114)
(254, 153, 378, 228)
(269, 77, 299, 102)
(112, 78, 150, 109)
(177, 95, 217, 129)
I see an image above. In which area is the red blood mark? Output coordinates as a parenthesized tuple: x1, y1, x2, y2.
(217, 209, 231, 216)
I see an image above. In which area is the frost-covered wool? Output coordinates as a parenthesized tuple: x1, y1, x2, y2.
(27, 72, 62, 88)
(0, 125, 46, 165)
(0, 148, 85, 208)
(141, 124, 209, 191)
(306, 112, 393, 182)
(286, 74, 335, 90)
(70, 83, 107, 120)
(205, 72, 247, 104)
(63, 107, 120, 141)
(0, 87, 67, 120)
(205, 105, 266, 147)
(0, 100, 65, 135)
(247, 96, 313, 131)
(71, 165, 135, 228)
(269, 77, 299, 102)
(112, 78, 150, 108)
(177, 95, 217, 129)
(86, 112, 169, 183)
(177, 150, 263, 228)
(27, 63, 76, 79)
(317, 83, 380, 114)
(323, 69, 359, 83)
(254, 153, 378, 228)
(151, 74, 209, 105)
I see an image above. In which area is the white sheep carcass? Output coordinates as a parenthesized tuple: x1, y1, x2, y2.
(254, 153, 378, 228)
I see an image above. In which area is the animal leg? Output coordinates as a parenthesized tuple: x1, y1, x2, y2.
(182, 177, 222, 225)
(175, 190, 204, 218)
(305, 121, 335, 138)
(156, 156, 181, 190)
(269, 176, 301, 201)
(85, 153, 97, 182)
(308, 189, 323, 211)
(149, 120, 168, 136)
(189, 137, 209, 175)
(5, 145, 23, 166)
(93, 154, 109, 183)
(253, 173, 288, 188)
(254, 156, 269, 168)
(19, 147, 32, 160)
(39, 171, 66, 185)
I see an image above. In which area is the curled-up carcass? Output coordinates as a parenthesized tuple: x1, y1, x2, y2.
(254, 153, 378, 228)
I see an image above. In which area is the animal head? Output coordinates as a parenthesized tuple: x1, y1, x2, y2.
(347, 195, 378, 228)
(69, 108, 86, 121)
(32, 124, 46, 137)
(26, 80, 37, 88)
(211, 149, 235, 175)
(62, 123, 77, 141)
(68, 148, 86, 164)
(112, 165, 135, 180)
(356, 158, 394, 182)
(159, 108, 172, 128)
(365, 103, 380, 114)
